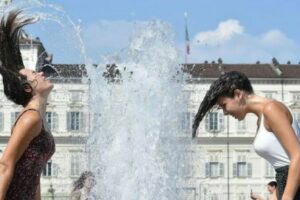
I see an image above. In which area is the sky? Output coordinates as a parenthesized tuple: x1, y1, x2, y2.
(10, 0, 300, 65)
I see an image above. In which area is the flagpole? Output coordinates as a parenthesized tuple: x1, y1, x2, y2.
(184, 12, 190, 65)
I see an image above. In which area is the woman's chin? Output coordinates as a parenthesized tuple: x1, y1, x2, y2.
(47, 84, 54, 91)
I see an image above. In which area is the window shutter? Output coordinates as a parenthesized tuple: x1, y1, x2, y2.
(80, 112, 86, 132)
(205, 163, 210, 177)
(233, 163, 237, 177)
(247, 163, 252, 177)
(42, 166, 47, 176)
(11, 112, 18, 127)
(187, 112, 191, 129)
(205, 115, 209, 131)
(219, 112, 224, 131)
(180, 113, 184, 130)
(48, 161, 52, 176)
(67, 112, 71, 131)
(189, 113, 193, 129)
(10, 113, 14, 125)
(219, 163, 224, 177)
(53, 112, 58, 131)
(53, 163, 58, 176)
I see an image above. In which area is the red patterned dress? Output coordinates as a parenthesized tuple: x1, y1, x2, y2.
(5, 109, 56, 199)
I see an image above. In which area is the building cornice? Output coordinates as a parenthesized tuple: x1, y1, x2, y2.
(0, 136, 87, 144)
(186, 77, 300, 84)
(192, 136, 254, 145)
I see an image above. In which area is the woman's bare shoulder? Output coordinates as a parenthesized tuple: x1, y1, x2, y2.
(263, 100, 291, 119)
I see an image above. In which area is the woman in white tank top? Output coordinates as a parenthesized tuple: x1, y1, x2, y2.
(192, 71, 300, 200)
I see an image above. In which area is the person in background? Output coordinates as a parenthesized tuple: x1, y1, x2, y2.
(251, 181, 278, 200)
(71, 171, 97, 200)
(267, 181, 278, 200)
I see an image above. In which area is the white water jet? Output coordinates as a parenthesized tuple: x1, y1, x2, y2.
(87, 20, 188, 200)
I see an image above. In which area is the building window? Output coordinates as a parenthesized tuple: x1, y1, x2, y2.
(233, 155, 252, 177)
(178, 152, 194, 177)
(237, 118, 247, 133)
(292, 92, 300, 102)
(178, 188, 196, 200)
(265, 162, 275, 177)
(238, 194, 246, 200)
(71, 152, 82, 177)
(181, 112, 192, 130)
(205, 152, 224, 178)
(206, 162, 224, 177)
(292, 112, 300, 124)
(67, 112, 85, 132)
(0, 0, 10, 6)
(43, 161, 57, 177)
(237, 162, 247, 177)
(264, 92, 276, 99)
(45, 112, 58, 131)
(11, 112, 19, 127)
(210, 193, 218, 200)
(205, 112, 224, 132)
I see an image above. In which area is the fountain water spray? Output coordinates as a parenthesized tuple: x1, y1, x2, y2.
(87, 20, 189, 200)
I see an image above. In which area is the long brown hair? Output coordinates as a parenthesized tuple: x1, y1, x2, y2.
(0, 10, 37, 106)
(72, 171, 95, 192)
(192, 71, 254, 138)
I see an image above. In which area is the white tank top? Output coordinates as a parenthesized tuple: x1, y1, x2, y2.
(253, 113, 300, 169)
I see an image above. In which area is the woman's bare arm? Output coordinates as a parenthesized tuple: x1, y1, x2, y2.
(264, 102, 300, 200)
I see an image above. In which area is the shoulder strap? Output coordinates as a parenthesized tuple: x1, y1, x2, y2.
(12, 108, 41, 130)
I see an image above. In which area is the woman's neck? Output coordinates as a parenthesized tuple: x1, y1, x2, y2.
(245, 94, 271, 118)
(24, 94, 48, 116)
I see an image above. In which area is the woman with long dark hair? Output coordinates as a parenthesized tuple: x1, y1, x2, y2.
(192, 71, 300, 200)
(71, 171, 97, 200)
(250, 181, 278, 200)
(0, 10, 55, 199)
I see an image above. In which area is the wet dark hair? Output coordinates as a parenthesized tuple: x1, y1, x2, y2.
(268, 181, 277, 188)
(72, 171, 95, 192)
(0, 10, 37, 106)
(192, 71, 254, 137)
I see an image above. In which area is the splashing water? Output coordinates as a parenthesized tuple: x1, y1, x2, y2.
(8, 0, 87, 65)
(87, 20, 188, 200)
